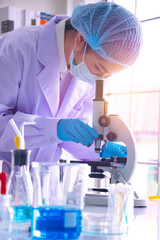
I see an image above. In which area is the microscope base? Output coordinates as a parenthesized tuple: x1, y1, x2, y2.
(85, 193, 147, 208)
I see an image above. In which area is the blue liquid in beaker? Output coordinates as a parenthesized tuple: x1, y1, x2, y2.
(14, 205, 32, 222)
(31, 206, 82, 239)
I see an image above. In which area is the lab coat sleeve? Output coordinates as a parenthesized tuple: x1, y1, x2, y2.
(0, 55, 61, 151)
(60, 142, 100, 161)
(0, 111, 61, 151)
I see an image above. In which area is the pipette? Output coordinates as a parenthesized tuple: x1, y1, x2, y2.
(10, 119, 36, 149)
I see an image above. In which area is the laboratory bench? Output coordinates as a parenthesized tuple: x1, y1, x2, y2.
(7, 200, 159, 240)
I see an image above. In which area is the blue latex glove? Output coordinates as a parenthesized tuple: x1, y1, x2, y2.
(57, 119, 99, 146)
(100, 142, 127, 158)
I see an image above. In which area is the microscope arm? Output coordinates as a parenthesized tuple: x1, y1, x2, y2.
(99, 114, 137, 183)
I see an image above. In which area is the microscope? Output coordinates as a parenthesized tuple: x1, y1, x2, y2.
(72, 80, 146, 207)
(92, 79, 136, 185)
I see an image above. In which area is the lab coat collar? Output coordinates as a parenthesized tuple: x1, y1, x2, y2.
(37, 15, 67, 67)
(37, 60, 60, 117)
(55, 18, 68, 73)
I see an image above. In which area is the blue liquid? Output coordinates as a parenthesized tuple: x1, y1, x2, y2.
(31, 206, 82, 239)
(14, 205, 32, 222)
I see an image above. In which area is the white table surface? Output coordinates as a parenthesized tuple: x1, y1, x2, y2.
(6, 200, 159, 240)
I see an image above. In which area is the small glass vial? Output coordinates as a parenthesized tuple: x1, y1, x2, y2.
(0, 194, 14, 237)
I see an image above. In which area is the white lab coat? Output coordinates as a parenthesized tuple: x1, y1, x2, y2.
(0, 15, 99, 172)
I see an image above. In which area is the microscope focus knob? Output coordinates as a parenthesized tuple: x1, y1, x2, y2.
(107, 132, 117, 141)
(98, 115, 110, 127)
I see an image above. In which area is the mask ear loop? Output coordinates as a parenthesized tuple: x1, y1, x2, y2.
(72, 42, 87, 65)
(83, 43, 87, 62)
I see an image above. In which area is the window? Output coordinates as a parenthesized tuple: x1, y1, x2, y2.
(106, 0, 160, 197)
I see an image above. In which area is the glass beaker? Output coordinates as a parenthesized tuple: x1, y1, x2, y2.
(7, 149, 33, 223)
(31, 162, 87, 239)
(108, 183, 134, 234)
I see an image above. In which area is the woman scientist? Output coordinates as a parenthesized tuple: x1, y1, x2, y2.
(0, 2, 142, 173)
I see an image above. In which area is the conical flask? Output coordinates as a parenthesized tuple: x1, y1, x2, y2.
(7, 149, 33, 223)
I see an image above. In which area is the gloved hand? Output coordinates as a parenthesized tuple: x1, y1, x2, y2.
(57, 119, 99, 146)
(100, 142, 127, 158)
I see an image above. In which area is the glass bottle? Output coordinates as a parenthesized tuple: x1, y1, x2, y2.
(7, 149, 33, 223)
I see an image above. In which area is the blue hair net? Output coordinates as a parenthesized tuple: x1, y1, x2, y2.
(71, 2, 143, 67)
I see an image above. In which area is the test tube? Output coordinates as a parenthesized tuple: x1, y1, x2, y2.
(0, 160, 3, 173)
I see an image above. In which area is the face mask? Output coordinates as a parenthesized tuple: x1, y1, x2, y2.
(69, 43, 105, 85)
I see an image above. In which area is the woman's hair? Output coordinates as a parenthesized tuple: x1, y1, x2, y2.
(65, 18, 75, 31)
(70, 2, 143, 67)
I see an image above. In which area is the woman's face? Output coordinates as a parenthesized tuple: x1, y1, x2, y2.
(85, 46, 124, 79)
(73, 38, 124, 79)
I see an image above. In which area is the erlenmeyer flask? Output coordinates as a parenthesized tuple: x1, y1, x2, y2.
(7, 149, 33, 223)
